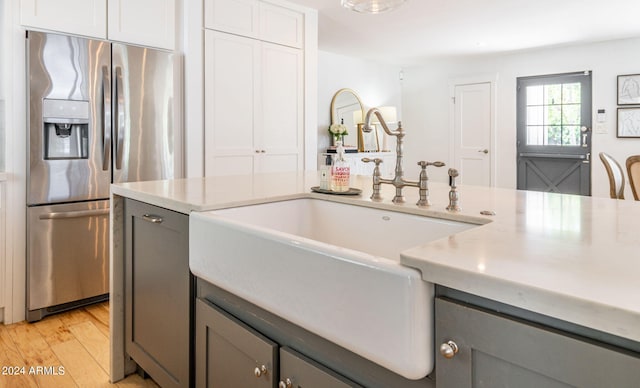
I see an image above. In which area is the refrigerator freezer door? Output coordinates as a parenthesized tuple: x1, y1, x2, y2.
(112, 43, 183, 184)
(27, 31, 112, 206)
(27, 200, 110, 315)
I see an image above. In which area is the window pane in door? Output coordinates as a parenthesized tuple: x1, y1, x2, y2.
(527, 126, 543, 145)
(544, 84, 562, 105)
(546, 105, 561, 125)
(562, 104, 581, 125)
(527, 85, 543, 106)
(546, 125, 562, 145)
(527, 106, 544, 125)
(562, 83, 581, 104)
(563, 126, 581, 146)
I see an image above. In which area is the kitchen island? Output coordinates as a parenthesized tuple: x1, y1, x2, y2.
(110, 172, 640, 387)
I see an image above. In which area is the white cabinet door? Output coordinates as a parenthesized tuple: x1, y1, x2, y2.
(20, 0, 107, 38)
(259, 42, 302, 173)
(259, 2, 303, 48)
(204, 31, 303, 177)
(204, 0, 259, 38)
(108, 0, 176, 50)
(205, 0, 303, 48)
(204, 30, 259, 176)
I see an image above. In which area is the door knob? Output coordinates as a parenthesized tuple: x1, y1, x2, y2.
(478, 149, 489, 154)
(279, 378, 293, 388)
(439, 340, 459, 359)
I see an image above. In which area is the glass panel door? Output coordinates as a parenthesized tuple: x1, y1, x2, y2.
(517, 72, 592, 195)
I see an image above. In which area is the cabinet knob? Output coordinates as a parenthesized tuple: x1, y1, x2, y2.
(439, 340, 459, 359)
(254, 365, 268, 378)
(278, 378, 293, 388)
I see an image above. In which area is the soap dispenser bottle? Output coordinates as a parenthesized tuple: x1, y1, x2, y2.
(331, 141, 350, 192)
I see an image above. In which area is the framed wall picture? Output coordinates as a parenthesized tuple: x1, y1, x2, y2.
(617, 107, 640, 138)
(617, 74, 640, 105)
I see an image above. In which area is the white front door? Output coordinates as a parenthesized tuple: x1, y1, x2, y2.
(452, 82, 493, 186)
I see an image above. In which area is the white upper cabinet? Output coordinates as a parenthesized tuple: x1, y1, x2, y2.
(20, 0, 108, 39)
(203, 0, 312, 177)
(20, 0, 176, 50)
(259, 2, 303, 49)
(107, 0, 176, 50)
(204, 0, 303, 48)
(205, 0, 260, 39)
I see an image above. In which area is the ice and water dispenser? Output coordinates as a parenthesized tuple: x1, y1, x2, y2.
(42, 99, 90, 159)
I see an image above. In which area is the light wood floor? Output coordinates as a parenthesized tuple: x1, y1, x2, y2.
(0, 302, 159, 388)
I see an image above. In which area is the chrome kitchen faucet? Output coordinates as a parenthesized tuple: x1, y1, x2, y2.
(361, 107, 444, 205)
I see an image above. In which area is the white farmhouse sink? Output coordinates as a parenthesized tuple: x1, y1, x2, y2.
(189, 198, 477, 379)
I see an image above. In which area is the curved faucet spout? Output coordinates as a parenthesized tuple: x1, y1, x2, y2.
(363, 107, 402, 137)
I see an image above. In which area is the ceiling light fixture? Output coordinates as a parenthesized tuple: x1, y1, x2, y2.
(341, 0, 407, 14)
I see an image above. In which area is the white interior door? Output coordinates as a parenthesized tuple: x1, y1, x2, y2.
(453, 82, 493, 186)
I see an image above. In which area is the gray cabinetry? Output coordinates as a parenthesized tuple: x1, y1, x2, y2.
(195, 297, 277, 387)
(125, 199, 191, 388)
(195, 298, 359, 388)
(435, 297, 640, 388)
(279, 347, 357, 388)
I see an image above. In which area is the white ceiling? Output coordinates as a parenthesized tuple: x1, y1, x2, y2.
(286, 0, 640, 66)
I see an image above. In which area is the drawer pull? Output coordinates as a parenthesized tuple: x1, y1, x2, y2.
(142, 214, 163, 224)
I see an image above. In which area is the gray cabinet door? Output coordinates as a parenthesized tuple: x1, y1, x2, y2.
(435, 298, 640, 388)
(279, 347, 361, 388)
(125, 199, 190, 388)
(196, 298, 277, 388)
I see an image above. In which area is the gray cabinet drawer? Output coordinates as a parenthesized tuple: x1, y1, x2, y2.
(435, 297, 640, 388)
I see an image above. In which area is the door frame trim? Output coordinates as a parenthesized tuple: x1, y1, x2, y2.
(448, 73, 498, 187)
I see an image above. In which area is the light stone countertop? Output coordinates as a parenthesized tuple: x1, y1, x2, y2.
(111, 171, 640, 344)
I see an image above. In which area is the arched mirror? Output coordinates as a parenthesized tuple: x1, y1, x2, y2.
(330, 88, 364, 147)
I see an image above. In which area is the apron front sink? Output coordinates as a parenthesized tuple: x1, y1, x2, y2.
(189, 197, 478, 379)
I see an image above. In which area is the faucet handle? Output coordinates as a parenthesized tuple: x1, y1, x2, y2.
(362, 157, 383, 166)
(418, 161, 445, 168)
(362, 158, 383, 201)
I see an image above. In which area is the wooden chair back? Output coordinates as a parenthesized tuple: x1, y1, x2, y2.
(599, 152, 625, 199)
(626, 155, 640, 201)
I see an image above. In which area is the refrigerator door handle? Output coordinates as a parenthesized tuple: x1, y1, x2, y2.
(115, 66, 125, 170)
(38, 208, 110, 220)
(102, 66, 111, 171)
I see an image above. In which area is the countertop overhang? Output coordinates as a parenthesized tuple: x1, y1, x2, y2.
(112, 172, 640, 345)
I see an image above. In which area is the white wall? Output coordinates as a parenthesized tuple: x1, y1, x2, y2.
(0, 0, 4, 172)
(402, 37, 640, 198)
(2, 0, 26, 323)
(317, 50, 402, 166)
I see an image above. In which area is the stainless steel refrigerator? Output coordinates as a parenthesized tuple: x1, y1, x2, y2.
(26, 31, 182, 321)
